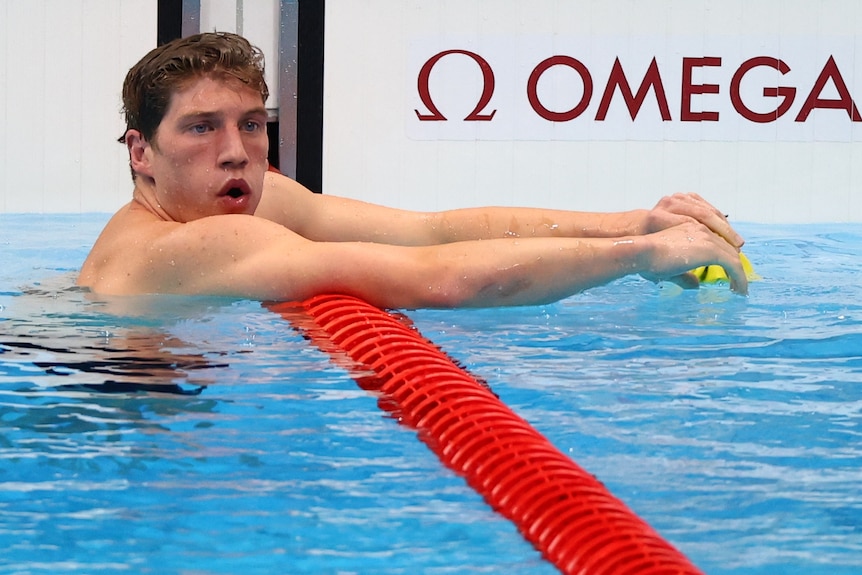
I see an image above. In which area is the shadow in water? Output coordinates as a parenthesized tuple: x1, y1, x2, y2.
(1, 279, 233, 397)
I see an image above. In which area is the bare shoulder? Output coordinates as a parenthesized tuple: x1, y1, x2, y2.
(77, 203, 179, 294)
(78, 203, 301, 296)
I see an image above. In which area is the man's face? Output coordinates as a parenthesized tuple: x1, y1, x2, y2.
(141, 75, 270, 222)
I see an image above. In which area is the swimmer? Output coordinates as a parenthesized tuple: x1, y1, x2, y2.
(77, 32, 748, 308)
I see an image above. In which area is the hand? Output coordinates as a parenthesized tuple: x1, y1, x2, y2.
(638, 221, 749, 294)
(642, 193, 745, 250)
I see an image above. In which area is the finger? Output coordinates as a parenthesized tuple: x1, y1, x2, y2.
(722, 253, 749, 295)
(667, 194, 746, 250)
(705, 212, 745, 251)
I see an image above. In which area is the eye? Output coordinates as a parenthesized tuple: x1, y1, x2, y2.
(189, 123, 211, 135)
(242, 120, 263, 133)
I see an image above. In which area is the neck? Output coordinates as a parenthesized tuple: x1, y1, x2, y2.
(131, 178, 175, 222)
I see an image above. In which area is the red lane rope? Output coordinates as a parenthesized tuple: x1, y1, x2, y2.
(270, 294, 704, 575)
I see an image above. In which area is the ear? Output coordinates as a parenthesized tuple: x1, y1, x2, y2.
(125, 129, 154, 178)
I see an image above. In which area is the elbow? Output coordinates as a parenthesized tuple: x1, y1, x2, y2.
(403, 263, 476, 309)
(414, 265, 534, 309)
(410, 273, 470, 309)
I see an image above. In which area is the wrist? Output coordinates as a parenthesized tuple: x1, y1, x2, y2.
(586, 210, 649, 238)
(619, 209, 649, 236)
(607, 234, 651, 277)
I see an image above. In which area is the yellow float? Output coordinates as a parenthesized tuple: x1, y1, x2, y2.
(691, 252, 760, 284)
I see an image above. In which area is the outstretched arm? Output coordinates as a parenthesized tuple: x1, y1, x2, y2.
(124, 213, 746, 307)
(256, 172, 744, 250)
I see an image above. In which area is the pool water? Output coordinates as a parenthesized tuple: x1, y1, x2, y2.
(1, 213, 860, 574)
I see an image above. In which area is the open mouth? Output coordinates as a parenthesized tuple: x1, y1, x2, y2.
(219, 179, 251, 201)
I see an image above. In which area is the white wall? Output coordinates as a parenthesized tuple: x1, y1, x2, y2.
(4, 0, 862, 223)
(0, 0, 156, 213)
(0, 0, 278, 215)
(323, 0, 862, 223)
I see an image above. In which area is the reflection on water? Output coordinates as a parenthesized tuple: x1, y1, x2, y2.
(2, 278, 230, 397)
(0, 279, 231, 483)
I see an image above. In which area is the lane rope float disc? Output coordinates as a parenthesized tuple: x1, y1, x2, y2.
(270, 294, 704, 575)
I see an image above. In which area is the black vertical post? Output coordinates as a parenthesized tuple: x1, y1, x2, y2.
(157, 0, 183, 45)
(296, 0, 325, 193)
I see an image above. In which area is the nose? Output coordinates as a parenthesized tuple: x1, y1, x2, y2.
(217, 126, 250, 169)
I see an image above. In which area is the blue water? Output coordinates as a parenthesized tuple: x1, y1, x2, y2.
(1, 213, 860, 574)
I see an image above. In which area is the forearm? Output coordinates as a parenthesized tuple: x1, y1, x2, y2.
(429, 207, 649, 243)
(308, 236, 646, 309)
(430, 236, 645, 307)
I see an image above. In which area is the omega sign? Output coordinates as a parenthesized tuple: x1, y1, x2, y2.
(407, 37, 862, 142)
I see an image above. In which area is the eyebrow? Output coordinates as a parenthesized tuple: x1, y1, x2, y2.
(177, 107, 269, 124)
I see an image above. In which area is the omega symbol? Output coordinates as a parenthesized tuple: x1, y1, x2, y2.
(415, 50, 497, 121)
